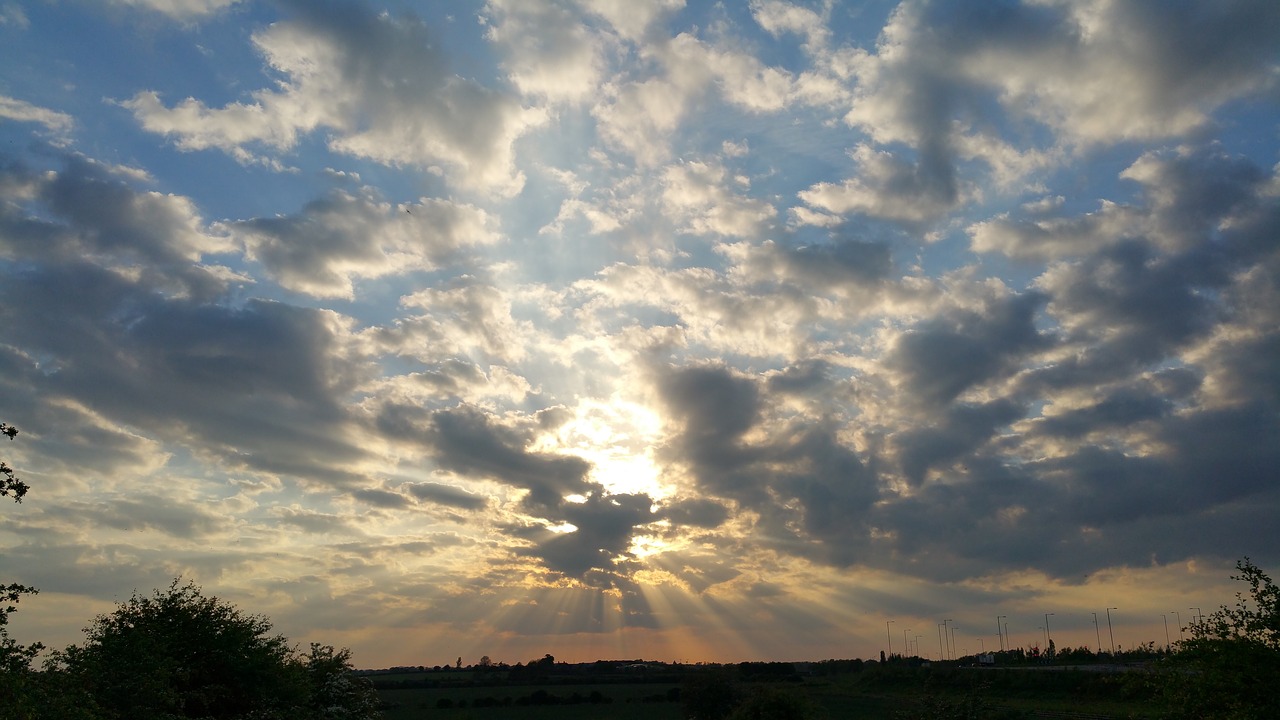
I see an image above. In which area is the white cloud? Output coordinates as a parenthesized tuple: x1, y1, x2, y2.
(750, 0, 830, 49)
(0, 95, 73, 135)
(486, 0, 608, 104)
(123, 5, 541, 196)
(577, 0, 685, 42)
(662, 160, 776, 237)
(110, 0, 243, 20)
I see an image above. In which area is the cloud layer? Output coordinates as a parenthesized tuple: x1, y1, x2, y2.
(1, 0, 1277, 665)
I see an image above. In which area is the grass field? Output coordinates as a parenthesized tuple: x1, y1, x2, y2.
(378, 683, 685, 720)
(373, 664, 1165, 719)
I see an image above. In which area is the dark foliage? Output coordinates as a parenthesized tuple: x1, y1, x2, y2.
(0, 423, 26, 504)
(1153, 558, 1280, 720)
(46, 580, 379, 720)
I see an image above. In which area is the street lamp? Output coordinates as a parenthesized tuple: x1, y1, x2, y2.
(886, 620, 894, 659)
(944, 619, 954, 660)
(1190, 607, 1203, 628)
(1092, 613, 1101, 653)
(1172, 611, 1184, 643)
(1044, 613, 1054, 653)
(997, 615, 1006, 651)
(937, 623, 946, 661)
(904, 628, 911, 658)
(949, 623, 958, 660)
(1162, 614, 1171, 649)
(915, 635, 923, 659)
(1106, 608, 1117, 653)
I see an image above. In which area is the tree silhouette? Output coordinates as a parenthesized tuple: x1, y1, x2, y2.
(53, 579, 380, 719)
(1, 423, 28, 503)
(1156, 558, 1280, 719)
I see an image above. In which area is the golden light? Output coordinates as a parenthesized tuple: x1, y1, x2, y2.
(536, 397, 670, 500)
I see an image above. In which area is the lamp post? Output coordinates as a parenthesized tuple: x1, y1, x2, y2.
(915, 635, 923, 659)
(904, 628, 911, 658)
(1092, 613, 1101, 653)
(1172, 611, 1184, 643)
(937, 623, 945, 661)
(1162, 614, 1171, 649)
(1190, 607, 1203, 628)
(886, 620, 894, 659)
(1044, 613, 1054, 653)
(997, 615, 1006, 651)
(944, 619, 954, 660)
(1106, 607, 1117, 653)
(949, 623, 958, 660)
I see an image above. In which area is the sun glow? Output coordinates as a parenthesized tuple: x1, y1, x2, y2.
(539, 398, 670, 500)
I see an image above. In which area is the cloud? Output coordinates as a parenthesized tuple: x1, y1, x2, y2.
(227, 189, 498, 299)
(662, 160, 776, 237)
(515, 492, 656, 579)
(123, 1, 540, 195)
(577, 0, 685, 42)
(405, 482, 488, 511)
(410, 404, 593, 512)
(110, 0, 244, 20)
(890, 291, 1051, 408)
(378, 280, 536, 365)
(798, 144, 961, 225)
(484, 0, 607, 103)
(0, 95, 73, 134)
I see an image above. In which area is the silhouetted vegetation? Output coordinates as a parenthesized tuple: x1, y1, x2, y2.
(1148, 557, 1280, 719)
(2, 580, 380, 720)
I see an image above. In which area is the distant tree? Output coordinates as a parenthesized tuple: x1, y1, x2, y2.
(53, 579, 378, 720)
(478, 655, 492, 668)
(1155, 557, 1280, 720)
(682, 669, 740, 720)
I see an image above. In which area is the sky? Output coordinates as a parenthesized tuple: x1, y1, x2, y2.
(1, 0, 1278, 668)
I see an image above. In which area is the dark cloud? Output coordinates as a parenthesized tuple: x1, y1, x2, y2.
(41, 494, 227, 539)
(277, 507, 364, 536)
(891, 292, 1050, 407)
(515, 493, 655, 580)
(418, 405, 592, 511)
(0, 153, 229, 301)
(659, 365, 760, 445)
(1030, 388, 1173, 440)
(658, 364, 882, 566)
(0, 260, 370, 488)
(353, 488, 411, 509)
(893, 400, 1024, 486)
(404, 482, 488, 511)
(230, 189, 491, 298)
(765, 360, 831, 396)
(657, 497, 730, 530)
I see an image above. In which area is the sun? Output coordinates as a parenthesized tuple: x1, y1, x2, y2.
(535, 397, 670, 500)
